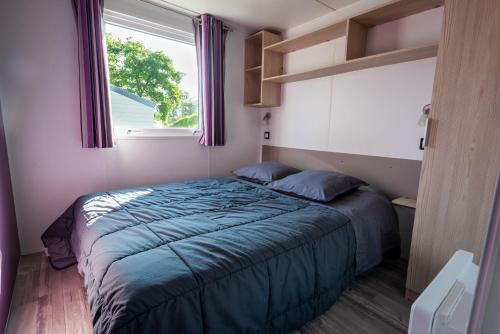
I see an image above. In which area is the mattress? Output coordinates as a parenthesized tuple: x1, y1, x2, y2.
(42, 178, 398, 333)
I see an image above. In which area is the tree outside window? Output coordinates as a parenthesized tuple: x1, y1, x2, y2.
(105, 25, 199, 132)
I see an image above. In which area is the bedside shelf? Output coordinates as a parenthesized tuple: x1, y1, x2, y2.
(263, 44, 438, 83)
(392, 197, 417, 209)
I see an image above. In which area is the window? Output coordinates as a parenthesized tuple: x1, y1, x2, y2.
(104, 15, 199, 137)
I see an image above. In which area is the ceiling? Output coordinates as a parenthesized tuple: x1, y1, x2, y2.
(144, 0, 360, 32)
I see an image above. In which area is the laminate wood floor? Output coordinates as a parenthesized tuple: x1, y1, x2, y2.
(6, 253, 411, 334)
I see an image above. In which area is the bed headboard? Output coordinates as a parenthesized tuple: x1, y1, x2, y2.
(261, 145, 421, 199)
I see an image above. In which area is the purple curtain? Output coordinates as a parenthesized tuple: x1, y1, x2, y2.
(74, 0, 113, 148)
(193, 15, 227, 146)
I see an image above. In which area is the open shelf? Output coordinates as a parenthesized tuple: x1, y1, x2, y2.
(245, 33, 263, 69)
(246, 103, 276, 107)
(244, 70, 262, 105)
(350, 0, 444, 27)
(264, 21, 347, 53)
(244, 0, 444, 106)
(263, 44, 438, 83)
(245, 65, 262, 73)
(244, 30, 282, 107)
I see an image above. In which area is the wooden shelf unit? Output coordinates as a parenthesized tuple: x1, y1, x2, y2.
(243, 0, 444, 103)
(263, 44, 438, 83)
(392, 197, 417, 209)
(345, 0, 444, 61)
(245, 65, 262, 73)
(263, 21, 347, 53)
(350, 0, 444, 27)
(244, 30, 282, 107)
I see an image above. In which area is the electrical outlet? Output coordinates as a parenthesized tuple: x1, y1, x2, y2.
(264, 131, 270, 140)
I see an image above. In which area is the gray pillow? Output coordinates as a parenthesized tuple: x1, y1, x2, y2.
(267, 170, 367, 202)
(233, 162, 301, 184)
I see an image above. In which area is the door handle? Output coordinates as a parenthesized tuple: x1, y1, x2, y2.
(422, 117, 431, 148)
(419, 104, 431, 150)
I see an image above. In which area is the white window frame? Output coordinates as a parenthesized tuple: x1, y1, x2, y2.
(104, 9, 200, 139)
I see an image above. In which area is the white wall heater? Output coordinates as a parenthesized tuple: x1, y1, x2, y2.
(409, 250, 479, 334)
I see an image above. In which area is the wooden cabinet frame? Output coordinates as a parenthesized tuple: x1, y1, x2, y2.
(244, 0, 444, 106)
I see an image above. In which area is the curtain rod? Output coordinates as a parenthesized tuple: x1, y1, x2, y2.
(140, 0, 233, 31)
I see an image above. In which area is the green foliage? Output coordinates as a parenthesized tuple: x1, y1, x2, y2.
(170, 113, 199, 128)
(178, 92, 198, 118)
(106, 34, 198, 127)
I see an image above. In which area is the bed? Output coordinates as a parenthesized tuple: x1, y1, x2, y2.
(42, 177, 399, 334)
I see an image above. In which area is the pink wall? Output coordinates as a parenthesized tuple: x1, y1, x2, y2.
(0, 0, 261, 254)
(0, 103, 20, 333)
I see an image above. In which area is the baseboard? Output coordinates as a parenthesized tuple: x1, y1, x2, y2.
(21, 247, 46, 256)
(4, 256, 21, 332)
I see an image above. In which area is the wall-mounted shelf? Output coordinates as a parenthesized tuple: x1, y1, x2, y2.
(245, 65, 262, 73)
(244, 0, 444, 106)
(343, 0, 444, 62)
(263, 44, 438, 83)
(263, 21, 347, 53)
(350, 0, 444, 27)
(244, 30, 282, 107)
(246, 102, 275, 107)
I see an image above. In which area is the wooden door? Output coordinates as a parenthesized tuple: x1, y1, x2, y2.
(406, 0, 500, 296)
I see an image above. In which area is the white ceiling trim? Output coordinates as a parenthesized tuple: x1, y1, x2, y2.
(132, 0, 360, 32)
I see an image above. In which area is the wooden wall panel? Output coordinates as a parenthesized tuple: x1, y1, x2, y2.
(406, 0, 500, 294)
(262, 145, 422, 199)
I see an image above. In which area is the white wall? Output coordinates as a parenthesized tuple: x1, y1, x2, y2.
(0, 0, 261, 254)
(263, 0, 443, 161)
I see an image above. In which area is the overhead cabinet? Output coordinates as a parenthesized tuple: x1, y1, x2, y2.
(244, 0, 444, 107)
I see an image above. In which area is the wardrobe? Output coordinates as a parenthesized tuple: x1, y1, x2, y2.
(406, 0, 500, 297)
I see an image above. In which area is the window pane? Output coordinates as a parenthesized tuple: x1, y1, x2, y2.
(105, 23, 198, 134)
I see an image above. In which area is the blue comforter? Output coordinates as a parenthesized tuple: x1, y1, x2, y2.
(42, 178, 392, 333)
